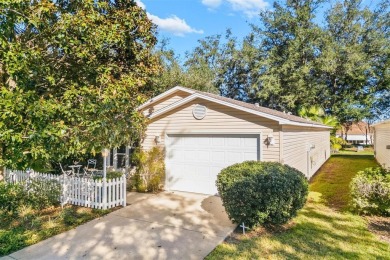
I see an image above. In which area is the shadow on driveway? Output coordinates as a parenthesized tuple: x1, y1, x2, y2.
(5, 191, 236, 260)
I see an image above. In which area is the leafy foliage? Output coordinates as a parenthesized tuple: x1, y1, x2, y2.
(330, 136, 347, 151)
(0, 1, 160, 170)
(169, 0, 389, 123)
(0, 205, 110, 256)
(0, 178, 60, 213)
(132, 147, 165, 192)
(0, 182, 26, 212)
(216, 161, 308, 227)
(92, 171, 123, 181)
(350, 167, 390, 216)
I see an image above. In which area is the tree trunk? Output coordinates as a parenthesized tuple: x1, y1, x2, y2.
(0, 145, 3, 181)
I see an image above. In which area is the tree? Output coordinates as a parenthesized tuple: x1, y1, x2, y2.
(298, 105, 340, 134)
(0, 0, 160, 170)
(250, 0, 325, 112)
(184, 30, 259, 100)
(318, 0, 390, 125)
(150, 38, 218, 95)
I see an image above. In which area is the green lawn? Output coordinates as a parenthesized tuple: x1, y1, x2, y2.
(338, 146, 374, 156)
(310, 155, 379, 211)
(207, 155, 390, 259)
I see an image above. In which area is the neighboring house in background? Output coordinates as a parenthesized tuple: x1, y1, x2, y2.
(373, 120, 390, 169)
(337, 121, 373, 145)
(139, 86, 331, 195)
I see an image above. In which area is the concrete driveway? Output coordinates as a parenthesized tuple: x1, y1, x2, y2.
(4, 191, 236, 260)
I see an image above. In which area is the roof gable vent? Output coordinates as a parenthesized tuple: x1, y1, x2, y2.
(193, 104, 207, 120)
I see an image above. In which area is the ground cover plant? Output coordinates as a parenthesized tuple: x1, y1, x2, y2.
(0, 205, 111, 256)
(207, 155, 390, 259)
(0, 180, 113, 256)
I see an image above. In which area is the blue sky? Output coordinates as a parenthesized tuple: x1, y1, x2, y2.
(136, 0, 270, 58)
(136, 0, 381, 59)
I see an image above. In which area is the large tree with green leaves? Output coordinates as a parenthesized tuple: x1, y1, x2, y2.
(149, 38, 218, 95)
(0, 0, 160, 170)
(250, 0, 325, 112)
(319, 0, 390, 125)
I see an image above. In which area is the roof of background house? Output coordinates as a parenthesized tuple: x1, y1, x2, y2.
(336, 122, 371, 135)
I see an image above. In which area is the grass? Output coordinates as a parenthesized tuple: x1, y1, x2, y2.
(0, 205, 111, 256)
(310, 155, 379, 211)
(207, 155, 390, 259)
(338, 146, 374, 156)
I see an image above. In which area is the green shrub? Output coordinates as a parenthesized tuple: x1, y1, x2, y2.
(132, 147, 165, 192)
(0, 178, 61, 213)
(0, 182, 27, 213)
(350, 167, 390, 216)
(26, 178, 61, 210)
(216, 161, 308, 227)
(330, 136, 346, 151)
(93, 171, 123, 181)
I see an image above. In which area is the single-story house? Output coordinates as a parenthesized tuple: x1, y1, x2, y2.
(139, 86, 331, 195)
(373, 120, 390, 169)
(336, 121, 372, 145)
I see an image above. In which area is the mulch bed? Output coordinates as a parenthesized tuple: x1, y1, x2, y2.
(366, 216, 390, 244)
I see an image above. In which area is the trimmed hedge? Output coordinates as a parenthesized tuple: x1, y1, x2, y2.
(350, 167, 390, 216)
(216, 161, 308, 227)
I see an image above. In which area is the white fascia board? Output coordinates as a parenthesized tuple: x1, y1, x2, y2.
(148, 93, 331, 129)
(137, 86, 194, 111)
(280, 121, 333, 129)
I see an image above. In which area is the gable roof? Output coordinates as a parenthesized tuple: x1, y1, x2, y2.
(140, 86, 331, 129)
(372, 119, 390, 127)
(336, 122, 372, 135)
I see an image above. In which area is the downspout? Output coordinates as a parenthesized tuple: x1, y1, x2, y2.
(307, 144, 315, 178)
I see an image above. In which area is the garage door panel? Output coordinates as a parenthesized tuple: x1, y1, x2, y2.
(197, 150, 210, 162)
(166, 134, 260, 195)
(211, 151, 225, 162)
(243, 137, 257, 147)
(226, 137, 241, 147)
(212, 138, 225, 146)
(225, 151, 242, 164)
(243, 152, 258, 161)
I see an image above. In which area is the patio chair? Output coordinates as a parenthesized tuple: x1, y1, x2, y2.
(83, 159, 97, 178)
(59, 163, 73, 176)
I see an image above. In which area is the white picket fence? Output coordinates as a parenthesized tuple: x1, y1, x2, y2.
(4, 169, 127, 209)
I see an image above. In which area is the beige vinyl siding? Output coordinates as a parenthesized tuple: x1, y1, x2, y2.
(141, 91, 190, 116)
(143, 98, 281, 162)
(374, 123, 390, 169)
(282, 126, 330, 178)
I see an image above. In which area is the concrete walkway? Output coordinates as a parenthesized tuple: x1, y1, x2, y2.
(4, 192, 236, 260)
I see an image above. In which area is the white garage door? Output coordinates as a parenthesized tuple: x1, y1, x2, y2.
(166, 134, 260, 195)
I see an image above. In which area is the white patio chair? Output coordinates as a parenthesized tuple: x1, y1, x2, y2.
(83, 159, 97, 178)
(59, 163, 73, 176)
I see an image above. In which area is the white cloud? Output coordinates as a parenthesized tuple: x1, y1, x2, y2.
(201, 0, 269, 18)
(135, 0, 203, 36)
(147, 14, 204, 36)
(134, 0, 146, 9)
(227, 0, 269, 17)
(202, 0, 223, 9)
